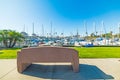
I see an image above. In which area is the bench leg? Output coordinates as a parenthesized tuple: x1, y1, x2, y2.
(17, 63, 31, 73)
(71, 61, 79, 72)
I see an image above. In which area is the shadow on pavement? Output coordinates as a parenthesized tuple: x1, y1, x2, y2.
(23, 64, 114, 80)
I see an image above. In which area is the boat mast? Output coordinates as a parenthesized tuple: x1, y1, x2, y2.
(101, 21, 106, 37)
(32, 22, 34, 34)
(119, 23, 120, 39)
(42, 24, 44, 37)
(102, 21, 106, 44)
(93, 22, 97, 36)
(84, 21, 88, 37)
(23, 24, 25, 32)
(50, 21, 53, 40)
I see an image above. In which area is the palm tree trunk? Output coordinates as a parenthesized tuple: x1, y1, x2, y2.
(3, 40, 8, 48)
(8, 38, 14, 48)
(11, 39, 17, 48)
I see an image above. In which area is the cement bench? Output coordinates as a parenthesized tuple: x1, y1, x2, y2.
(17, 47, 79, 73)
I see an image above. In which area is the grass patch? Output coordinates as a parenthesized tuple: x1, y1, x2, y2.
(0, 48, 20, 59)
(73, 47, 120, 58)
(0, 47, 120, 59)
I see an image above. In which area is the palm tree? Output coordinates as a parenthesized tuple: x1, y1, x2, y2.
(0, 30, 24, 48)
(0, 30, 9, 47)
(110, 31, 113, 38)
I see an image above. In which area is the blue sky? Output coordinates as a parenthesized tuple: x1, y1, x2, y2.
(0, 0, 120, 36)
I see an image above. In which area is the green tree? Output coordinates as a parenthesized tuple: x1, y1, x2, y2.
(90, 33, 95, 37)
(0, 30, 24, 48)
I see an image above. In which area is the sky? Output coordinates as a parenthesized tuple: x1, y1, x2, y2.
(0, 0, 120, 36)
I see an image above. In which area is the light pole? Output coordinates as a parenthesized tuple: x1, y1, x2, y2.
(84, 21, 88, 40)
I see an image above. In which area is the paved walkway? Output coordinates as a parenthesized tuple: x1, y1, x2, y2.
(0, 59, 120, 80)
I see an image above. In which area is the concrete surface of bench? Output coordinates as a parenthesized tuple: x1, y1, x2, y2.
(17, 47, 79, 73)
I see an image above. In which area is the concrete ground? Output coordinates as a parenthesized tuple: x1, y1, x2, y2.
(0, 59, 120, 80)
